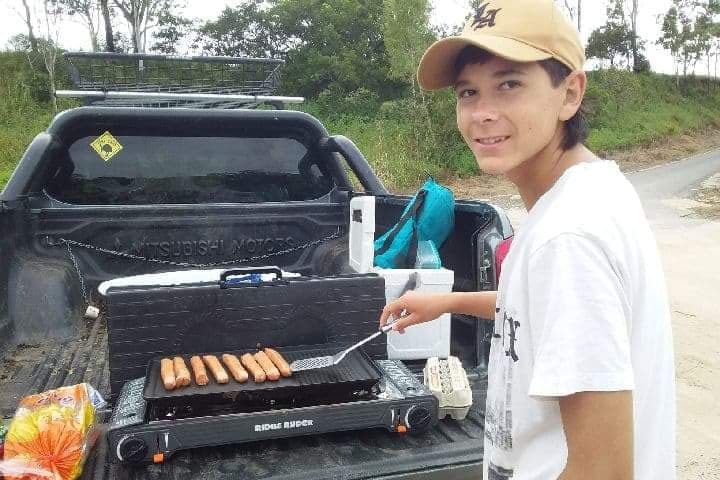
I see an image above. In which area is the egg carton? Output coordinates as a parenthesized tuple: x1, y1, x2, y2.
(423, 356, 473, 420)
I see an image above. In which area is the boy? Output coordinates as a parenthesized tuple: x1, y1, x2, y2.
(379, 1, 676, 479)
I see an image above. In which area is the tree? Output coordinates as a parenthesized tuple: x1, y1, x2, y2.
(19, 0, 40, 52)
(578, 0, 582, 32)
(100, 0, 115, 52)
(196, 0, 401, 99)
(273, 0, 397, 97)
(628, 0, 640, 71)
(151, 8, 192, 54)
(195, 2, 287, 58)
(659, 6, 681, 85)
(382, 0, 432, 89)
(695, 6, 714, 86)
(557, 0, 582, 32)
(586, 1, 633, 68)
(7, 33, 34, 52)
(10, 1, 63, 109)
(53, 0, 102, 51)
(112, 0, 178, 53)
(382, 0, 435, 151)
(713, 0, 720, 81)
(27, 0, 63, 112)
(658, 1, 702, 88)
(625, 0, 642, 72)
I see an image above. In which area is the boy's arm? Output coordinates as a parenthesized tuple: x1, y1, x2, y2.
(379, 291, 497, 333)
(558, 390, 634, 480)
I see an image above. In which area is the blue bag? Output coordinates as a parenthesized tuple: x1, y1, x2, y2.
(374, 179, 455, 269)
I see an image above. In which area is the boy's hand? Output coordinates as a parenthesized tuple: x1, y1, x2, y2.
(379, 291, 449, 334)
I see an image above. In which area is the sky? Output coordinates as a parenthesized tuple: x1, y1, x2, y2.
(0, 0, 685, 75)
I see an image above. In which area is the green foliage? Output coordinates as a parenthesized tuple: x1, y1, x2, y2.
(658, 0, 719, 79)
(151, 6, 193, 54)
(2, 45, 719, 192)
(0, 53, 56, 188)
(296, 68, 720, 190)
(195, 0, 406, 99)
(381, 0, 433, 85)
(195, 2, 285, 58)
(586, 0, 637, 68)
(278, 0, 402, 98)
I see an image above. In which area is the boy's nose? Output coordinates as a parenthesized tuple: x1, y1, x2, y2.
(471, 103, 500, 123)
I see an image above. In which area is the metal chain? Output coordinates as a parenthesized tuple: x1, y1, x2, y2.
(65, 241, 88, 302)
(54, 228, 344, 270)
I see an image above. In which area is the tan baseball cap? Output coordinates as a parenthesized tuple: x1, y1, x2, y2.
(417, 0, 585, 90)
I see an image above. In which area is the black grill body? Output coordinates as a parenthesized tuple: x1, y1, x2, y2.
(103, 273, 387, 399)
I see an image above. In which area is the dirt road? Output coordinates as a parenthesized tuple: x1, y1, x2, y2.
(498, 149, 720, 480)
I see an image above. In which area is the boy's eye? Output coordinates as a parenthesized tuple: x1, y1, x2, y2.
(458, 89, 476, 98)
(499, 80, 521, 90)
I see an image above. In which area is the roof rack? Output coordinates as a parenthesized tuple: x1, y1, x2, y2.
(61, 52, 304, 109)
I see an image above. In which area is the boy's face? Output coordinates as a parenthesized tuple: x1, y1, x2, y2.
(455, 56, 568, 176)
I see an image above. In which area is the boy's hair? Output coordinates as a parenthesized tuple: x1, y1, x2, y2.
(453, 46, 589, 151)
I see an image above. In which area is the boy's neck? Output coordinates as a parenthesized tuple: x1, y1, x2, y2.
(506, 128, 593, 211)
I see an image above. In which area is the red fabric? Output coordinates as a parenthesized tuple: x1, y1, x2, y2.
(495, 237, 514, 284)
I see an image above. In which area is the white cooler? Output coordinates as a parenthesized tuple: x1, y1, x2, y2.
(374, 268, 454, 360)
(348, 196, 454, 360)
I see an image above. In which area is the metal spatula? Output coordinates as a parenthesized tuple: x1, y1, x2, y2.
(290, 321, 397, 372)
(291, 272, 419, 373)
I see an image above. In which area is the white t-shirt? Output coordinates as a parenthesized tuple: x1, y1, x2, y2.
(483, 160, 676, 480)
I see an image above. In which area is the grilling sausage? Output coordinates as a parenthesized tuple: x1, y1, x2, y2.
(254, 351, 281, 381)
(173, 357, 191, 387)
(190, 355, 209, 386)
(160, 358, 176, 390)
(241, 353, 266, 383)
(222, 353, 249, 383)
(263, 348, 292, 377)
(203, 355, 230, 384)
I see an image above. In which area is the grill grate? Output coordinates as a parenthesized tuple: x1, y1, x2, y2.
(143, 346, 382, 408)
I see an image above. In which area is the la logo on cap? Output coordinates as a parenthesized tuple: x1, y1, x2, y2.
(472, 2, 502, 29)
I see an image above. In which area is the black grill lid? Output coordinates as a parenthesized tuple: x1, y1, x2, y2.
(143, 345, 382, 404)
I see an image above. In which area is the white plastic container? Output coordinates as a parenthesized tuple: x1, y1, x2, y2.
(424, 356, 473, 420)
(348, 196, 376, 273)
(374, 267, 454, 360)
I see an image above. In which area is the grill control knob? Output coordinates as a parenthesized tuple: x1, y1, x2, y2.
(405, 405, 433, 433)
(118, 436, 148, 464)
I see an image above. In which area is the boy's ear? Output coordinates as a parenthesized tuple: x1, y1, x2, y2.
(559, 71, 587, 121)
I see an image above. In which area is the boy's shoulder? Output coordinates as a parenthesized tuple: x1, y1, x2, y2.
(526, 160, 644, 255)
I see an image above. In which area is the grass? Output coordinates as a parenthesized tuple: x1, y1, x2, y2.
(1, 50, 719, 193)
(304, 71, 720, 191)
(0, 53, 57, 188)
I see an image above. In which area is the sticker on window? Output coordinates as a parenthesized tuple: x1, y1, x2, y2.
(90, 131, 123, 162)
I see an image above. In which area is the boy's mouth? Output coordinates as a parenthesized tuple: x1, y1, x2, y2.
(475, 136, 510, 147)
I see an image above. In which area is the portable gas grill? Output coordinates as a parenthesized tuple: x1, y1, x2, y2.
(108, 345, 439, 464)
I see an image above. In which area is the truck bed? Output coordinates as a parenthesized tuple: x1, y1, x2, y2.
(1, 315, 488, 480)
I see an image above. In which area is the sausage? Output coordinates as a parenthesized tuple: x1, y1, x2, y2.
(173, 357, 191, 387)
(203, 355, 229, 384)
(190, 355, 209, 386)
(254, 351, 281, 381)
(160, 358, 176, 390)
(240, 353, 266, 383)
(263, 348, 292, 377)
(222, 354, 249, 383)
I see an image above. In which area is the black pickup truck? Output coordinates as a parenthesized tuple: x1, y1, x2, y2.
(0, 104, 513, 479)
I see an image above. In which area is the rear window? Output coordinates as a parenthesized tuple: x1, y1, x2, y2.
(46, 135, 335, 205)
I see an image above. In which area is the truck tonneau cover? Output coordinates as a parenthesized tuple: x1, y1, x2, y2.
(1, 316, 487, 480)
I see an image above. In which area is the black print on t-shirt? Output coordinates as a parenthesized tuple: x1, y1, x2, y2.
(500, 311, 520, 362)
(488, 461, 514, 480)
